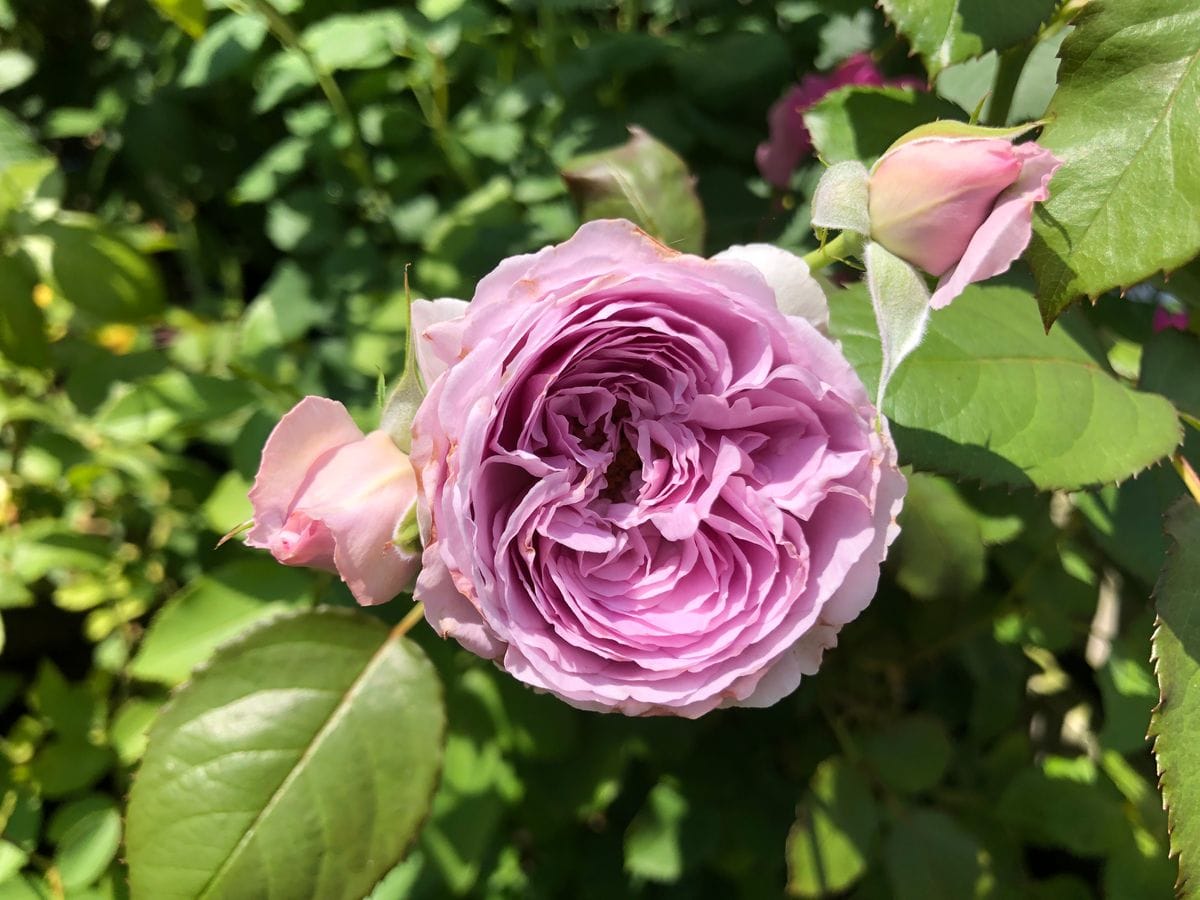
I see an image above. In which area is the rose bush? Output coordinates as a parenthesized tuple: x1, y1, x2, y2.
(408, 220, 906, 717)
(246, 396, 420, 605)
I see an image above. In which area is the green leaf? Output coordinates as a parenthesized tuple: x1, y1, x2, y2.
(147, 0, 207, 38)
(786, 759, 879, 898)
(94, 370, 255, 443)
(52, 802, 121, 890)
(828, 284, 1182, 490)
(0, 110, 58, 223)
(1028, 0, 1200, 324)
(0, 51, 34, 95)
(126, 608, 445, 900)
(892, 473, 986, 601)
(0, 252, 48, 369)
(862, 716, 953, 794)
(561, 126, 705, 255)
(301, 12, 408, 72)
(1151, 499, 1200, 896)
(624, 781, 687, 884)
(129, 557, 314, 686)
(232, 137, 307, 204)
(179, 13, 267, 88)
(804, 87, 965, 165)
(883, 810, 986, 900)
(34, 219, 165, 322)
(30, 740, 113, 799)
(237, 261, 326, 355)
(879, 0, 1056, 77)
(109, 698, 162, 765)
(998, 757, 1127, 856)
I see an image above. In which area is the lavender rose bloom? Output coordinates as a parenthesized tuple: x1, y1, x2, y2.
(410, 221, 905, 717)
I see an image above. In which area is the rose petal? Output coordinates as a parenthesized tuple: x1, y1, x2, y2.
(929, 143, 1063, 309)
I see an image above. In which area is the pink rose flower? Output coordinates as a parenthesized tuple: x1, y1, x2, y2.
(868, 135, 1062, 309)
(246, 396, 420, 605)
(757, 53, 924, 189)
(1153, 306, 1189, 333)
(409, 220, 905, 717)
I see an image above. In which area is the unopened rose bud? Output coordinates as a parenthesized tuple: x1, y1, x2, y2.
(867, 134, 1061, 309)
(245, 396, 420, 606)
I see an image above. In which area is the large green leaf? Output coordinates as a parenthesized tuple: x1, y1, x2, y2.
(1028, 0, 1200, 324)
(1150, 499, 1200, 897)
(829, 284, 1182, 490)
(561, 127, 705, 255)
(128, 558, 314, 686)
(786, 759, 879, 898)
(879, 0, 1056, 76)
(127, 608, 445, 900)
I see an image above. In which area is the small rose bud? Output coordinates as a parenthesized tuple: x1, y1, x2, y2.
(245, 396, 420, 605)
(866, 133, 1061, 309)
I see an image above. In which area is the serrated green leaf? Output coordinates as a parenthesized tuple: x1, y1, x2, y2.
(34, 219, 165, 322)
(1028, 0, 1200, 324)
(883, 810, 986, 900)
(1151, 499, 1200, 897)
(803, 87, 964, 165)
(128, 557, 314, 686)
(126, 608, 445, 900)
(786, 759, 878, 898)
(828, 284, 1182, 490)
(562, 126, 705, 254)
(879, 0, 1056, 77)
(147, 0, 207, 38)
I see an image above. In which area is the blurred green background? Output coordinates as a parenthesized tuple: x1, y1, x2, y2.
(0, 0, 1186, 897)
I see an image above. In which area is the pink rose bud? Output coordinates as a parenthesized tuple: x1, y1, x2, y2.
(867, 135, 1062, 309)
(245, 396, 420, 606)
(757, 54, 924, 189)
